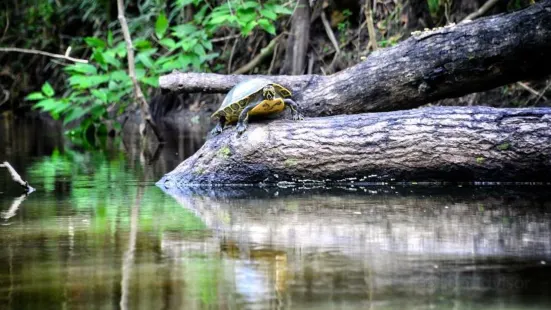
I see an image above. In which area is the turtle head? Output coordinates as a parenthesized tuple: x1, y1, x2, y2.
(263, 85, 276, 100)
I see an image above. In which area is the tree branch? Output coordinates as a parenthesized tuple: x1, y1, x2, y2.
(116, 0, 163, 142)
(0, 161, 35, 193)
(462, 0, 501, 21)
(0, 47, 88, 63)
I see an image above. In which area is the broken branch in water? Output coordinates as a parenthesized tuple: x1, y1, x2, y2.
(0, 161, 35, 193)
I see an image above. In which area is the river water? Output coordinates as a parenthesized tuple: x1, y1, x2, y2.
(1, 117, 550, 309)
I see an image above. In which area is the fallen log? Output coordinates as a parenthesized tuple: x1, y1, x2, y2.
(160, 1, 551, 117)
(157, 106, 551, 186)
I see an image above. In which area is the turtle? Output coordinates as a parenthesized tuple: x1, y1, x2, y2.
(210, 78, 303, 136)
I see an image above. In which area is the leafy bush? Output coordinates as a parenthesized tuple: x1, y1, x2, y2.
(26, 0, 293, 138)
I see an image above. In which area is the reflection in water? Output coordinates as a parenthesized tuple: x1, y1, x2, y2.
(0, 116, 550, 309)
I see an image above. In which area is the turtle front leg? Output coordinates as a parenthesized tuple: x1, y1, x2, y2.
(236, 104, 256, 135)
(283, 98, 304, 120)
(211, 116, 226, 136)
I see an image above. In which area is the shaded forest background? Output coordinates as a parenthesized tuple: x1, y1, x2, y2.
(0, 0, 549, 138)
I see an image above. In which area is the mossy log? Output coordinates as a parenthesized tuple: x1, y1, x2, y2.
(159, 1, 551, 117)
(157, 106, 551, 186)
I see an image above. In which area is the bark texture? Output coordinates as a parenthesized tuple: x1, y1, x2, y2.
(157, 106, 551, 186)
(280, 0, 310, 75)
(160, 1, 551, 117)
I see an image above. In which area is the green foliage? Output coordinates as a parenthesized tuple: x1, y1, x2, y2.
(25, 0, 292, 138)
(427, 0, 441, 18)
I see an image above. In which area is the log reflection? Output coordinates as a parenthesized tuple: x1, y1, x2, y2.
(161, 185, 551, 306)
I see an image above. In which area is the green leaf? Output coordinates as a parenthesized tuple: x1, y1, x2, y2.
(102, 51, 121, 68)
(64, 63, 98, 75)
(69, 75, 110, 89)
(41, 82, 55, 97)
(175, 0, 194, 9)
(180, 38, 198, 51)
(172, 24, 198, 37)
(201, 40, 213, 51)
(155, 13, 169, 39)
(107, 31, 114, 46)
(140, 76, 159, 87)
(134, 38, 152, 50)
(84, 37, 106, 48)
(258, 19, 276, 35)
(25, 92, 45, 101)
(110, 70, 128, 82)
(63, 106, 90, 125)
(200, 52, 219, 63)
(241, 1, 260, 9)
(92, 50, 106, 65)
(260, 8, 277, 20)
(242, 20, 258, 35)
(32, 98, 57, 110)
(136, 53, 154, 68)
(91, 89, 109, 103)
(193, 4, 209, 23)
(192, 44, 206, 57)
(160, 38, 177, 50)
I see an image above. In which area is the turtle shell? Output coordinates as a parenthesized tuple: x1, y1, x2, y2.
(211, 78, 292, 121)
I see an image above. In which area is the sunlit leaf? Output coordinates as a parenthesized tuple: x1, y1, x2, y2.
(107, 30, 113, 46)
(258, 19, 276, 35)
(42, 82, 55, 97)
(32, 98, 57, 110)
(84, 37, 106, 48)
(242, 20, 257, 35)
(136, 53, 154, 68)
(241, 1, 259, 9)
(91, 89, 109, 103)
(134, 38, 152, 50)
(65, 63, 98, 75)
(140, 76, 159, 87)
(155, 13, 169, 39)
(25, 92, 45, 101)
(172, 24, 197, 37)
(160, 38, 177, 50)
(193, 4, 209, 23)
(260, 8, 277, 20)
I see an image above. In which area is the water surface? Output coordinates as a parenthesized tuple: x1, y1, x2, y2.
(1, 117, 550, 309)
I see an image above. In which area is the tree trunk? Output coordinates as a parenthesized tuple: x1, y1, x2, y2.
(157, 106, 551, 186)
(405, 0, 433, 30)
(280, 0, 310, 75)
(159, 1, 551, 117)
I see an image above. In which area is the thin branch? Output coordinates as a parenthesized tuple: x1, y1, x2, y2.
(227, 38, 238, 74)
(462, 0, 501, 21)
(211, 33, 241, 42)
(0, 47, 88, 63)
(0, 162, 35, 193)
(232, 35, 283, 75)
(320, 11, 340, 56)
(517, 81, 548, 101)
(535, 80, 551, 103)
(365, 1, 378, 51)
(116, 0, 163, 142)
